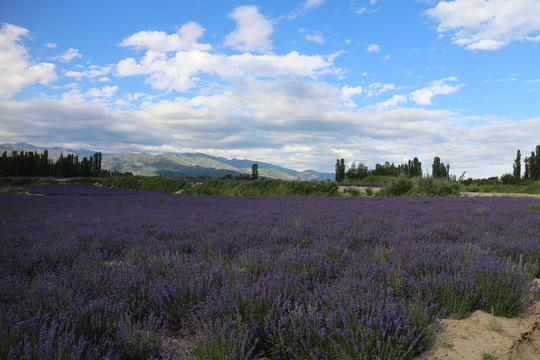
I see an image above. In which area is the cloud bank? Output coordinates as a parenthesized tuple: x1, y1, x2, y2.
(427, 0, 540, 50)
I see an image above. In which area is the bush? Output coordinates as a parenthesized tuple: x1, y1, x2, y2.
(529, 202, 540, 210)
(417, 178, 460, 196)
(379, 177, 413, 196)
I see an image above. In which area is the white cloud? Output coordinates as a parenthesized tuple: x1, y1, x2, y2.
(372, 94, 408, 110)
(117, 26, 337, 93)
(86, 86, 118, 99)
(498, 77, 517, 82)
(0, 23, 57, 98)
(353, 0, 382, 16)
(65, 65, 111, 79)
(306, 32, 325, 44)
(289, 0, 325, 19)
(427, 0, 540, 50)
(2, 74, 538, 177)
(356, 7, 367, 15)
(55, 48, 82, 62)
(45, 42, 57, 48)
(410, 77, 462, 105)
(342, 85, 363, 99)
(224, 6, 274, 53)
(305, 0, 325, 9)
(382, 54, 391, 60)
(365, 82, 395, 96)
(117, 50, 214, 92)
(1, 11, 535, 178)
(119, 22, 211, 52)
(367, 44, 380, 52)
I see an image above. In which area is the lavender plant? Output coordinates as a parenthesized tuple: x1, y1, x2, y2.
(1, 185, 538, 359)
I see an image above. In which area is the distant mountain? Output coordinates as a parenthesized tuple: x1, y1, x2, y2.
(0, 143, 334, 181)
(102, 152, 246, 178)
(179, 153, 334, 181)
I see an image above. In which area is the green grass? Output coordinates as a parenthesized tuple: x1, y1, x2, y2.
(181, 179, 339, 197)
(462, 180, 540, 194)
(4, 174, 540, 198)
(0, 187, 25, 194)
(377, 177, 461, 197)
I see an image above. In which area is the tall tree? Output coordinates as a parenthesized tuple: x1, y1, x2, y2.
(530, 150, 538, 180)
(513, 150, 521, 179)
(524, 155, 530, 179)
(335, 159, 345, 182)
(412, 157, 422, 177)
(432, 157, 441, 178)
(346, 162, 357, 179)
(535, 145, 540, 180)
(432, 157, 449, 179)
(251, 163, 258, 180)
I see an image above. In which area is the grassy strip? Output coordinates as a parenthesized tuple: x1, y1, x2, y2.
(4, 174, 540, 197)
(79, 175, 341, 197)
(377, 177, 461, 197)
(462, 180, 540, 194)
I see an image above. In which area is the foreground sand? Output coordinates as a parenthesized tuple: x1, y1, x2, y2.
(423, 279, 540, 360)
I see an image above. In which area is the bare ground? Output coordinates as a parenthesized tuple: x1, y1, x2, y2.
(422, 279, 540, 360)
(461, 192, 540, 199)
(337, 185, 382, 196)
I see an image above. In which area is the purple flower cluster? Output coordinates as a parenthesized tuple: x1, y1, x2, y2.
(1, 184, 539, 359)
(21, 183, 145, 196)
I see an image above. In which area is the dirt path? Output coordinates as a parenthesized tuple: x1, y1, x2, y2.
(461, 192, 540, 199)
(423, 280, 540, 360)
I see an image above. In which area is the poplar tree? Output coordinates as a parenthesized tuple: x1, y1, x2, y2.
(513, 150, 521, 179)
(335, 159, 345, 182)
(251, 163, 258, 180)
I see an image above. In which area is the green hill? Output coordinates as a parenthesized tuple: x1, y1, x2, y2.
(0, 143, 334, 180)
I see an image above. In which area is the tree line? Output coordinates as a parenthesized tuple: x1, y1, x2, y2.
(335, 157, 425, 182)
(335, 156, 454, 182)
(0, 150, 110, 177)
(506, 145, 540, 183)
(335, 144, 540, 184)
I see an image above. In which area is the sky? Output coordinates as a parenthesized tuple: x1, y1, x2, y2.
(1, 0, 539, 178)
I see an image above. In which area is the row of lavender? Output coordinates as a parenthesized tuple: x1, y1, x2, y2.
(1, 184, 539, 359)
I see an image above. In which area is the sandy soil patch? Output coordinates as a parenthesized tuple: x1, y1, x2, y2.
(337, 185, 382, 196)
(461, 192, 540, 199)
(423, 280, 540, 360)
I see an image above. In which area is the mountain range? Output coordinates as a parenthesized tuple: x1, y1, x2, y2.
(0, 143, 334, 181)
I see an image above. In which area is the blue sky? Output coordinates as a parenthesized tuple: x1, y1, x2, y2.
(1, 0, 539, 178)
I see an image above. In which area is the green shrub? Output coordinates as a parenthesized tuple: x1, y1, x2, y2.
(379, 177, 413, 196)
(344, 187, 362, 197)
(529, 202, 540, 210)
(416, 178, 460, 196)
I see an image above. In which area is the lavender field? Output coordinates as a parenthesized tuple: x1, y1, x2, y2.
(1, 184, 539, 359)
